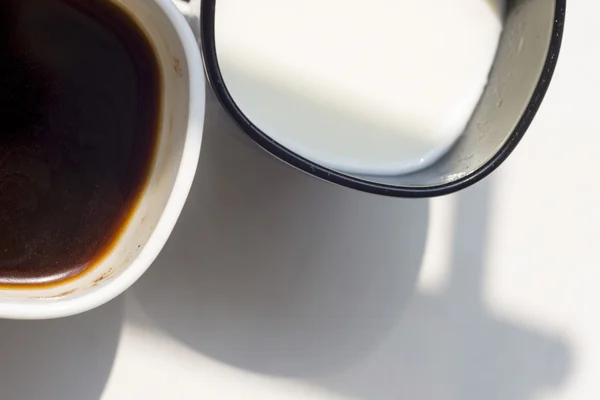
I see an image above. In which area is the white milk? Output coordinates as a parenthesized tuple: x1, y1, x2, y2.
(216, 0, 504, 175)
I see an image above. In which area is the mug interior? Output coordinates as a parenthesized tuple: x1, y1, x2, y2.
(0, 0, 198, 318)
(201, 0, 564, 197)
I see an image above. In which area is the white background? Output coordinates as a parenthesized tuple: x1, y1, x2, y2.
(0, 1, 596, 399)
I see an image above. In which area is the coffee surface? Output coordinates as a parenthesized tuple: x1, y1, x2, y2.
(0, 0, 161, 285)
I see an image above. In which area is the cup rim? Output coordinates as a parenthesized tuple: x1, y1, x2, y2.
(0, 0, 205, 320)
(200, 0, 566, 198)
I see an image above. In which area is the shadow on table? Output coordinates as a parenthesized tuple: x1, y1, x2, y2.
(131, 92, 430, 376)
(131, 91, 573, 399)
(0, 297, 124, 400)
(316, 178, 573, 400)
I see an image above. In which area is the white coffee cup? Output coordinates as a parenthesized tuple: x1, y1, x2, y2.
(0, 0, 205, 319)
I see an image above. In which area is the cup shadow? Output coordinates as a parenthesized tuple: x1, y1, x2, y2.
(0, 297, 124, 400)
(317, 179, 573, 400)
(130, 92, 430, 377)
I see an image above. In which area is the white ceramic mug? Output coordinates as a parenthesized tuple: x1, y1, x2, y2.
(0, 0, 205, 319)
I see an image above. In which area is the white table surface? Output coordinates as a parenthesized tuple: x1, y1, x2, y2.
(0, 1, 596, 399)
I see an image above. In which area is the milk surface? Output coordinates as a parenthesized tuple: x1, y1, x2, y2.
(216, 0, 504, 175)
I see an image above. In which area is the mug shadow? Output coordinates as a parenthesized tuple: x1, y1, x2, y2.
(317, 179, 573, 400)
(130, 92, 430, 377)
(0, 297, 124, 400)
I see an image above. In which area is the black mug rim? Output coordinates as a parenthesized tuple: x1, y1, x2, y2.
(200, 0, 566, 198)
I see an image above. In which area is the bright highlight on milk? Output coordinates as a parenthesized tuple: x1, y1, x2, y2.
(216, 0, 504, 175)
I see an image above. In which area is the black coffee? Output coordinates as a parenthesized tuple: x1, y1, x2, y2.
(0, 0, 161, 286)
